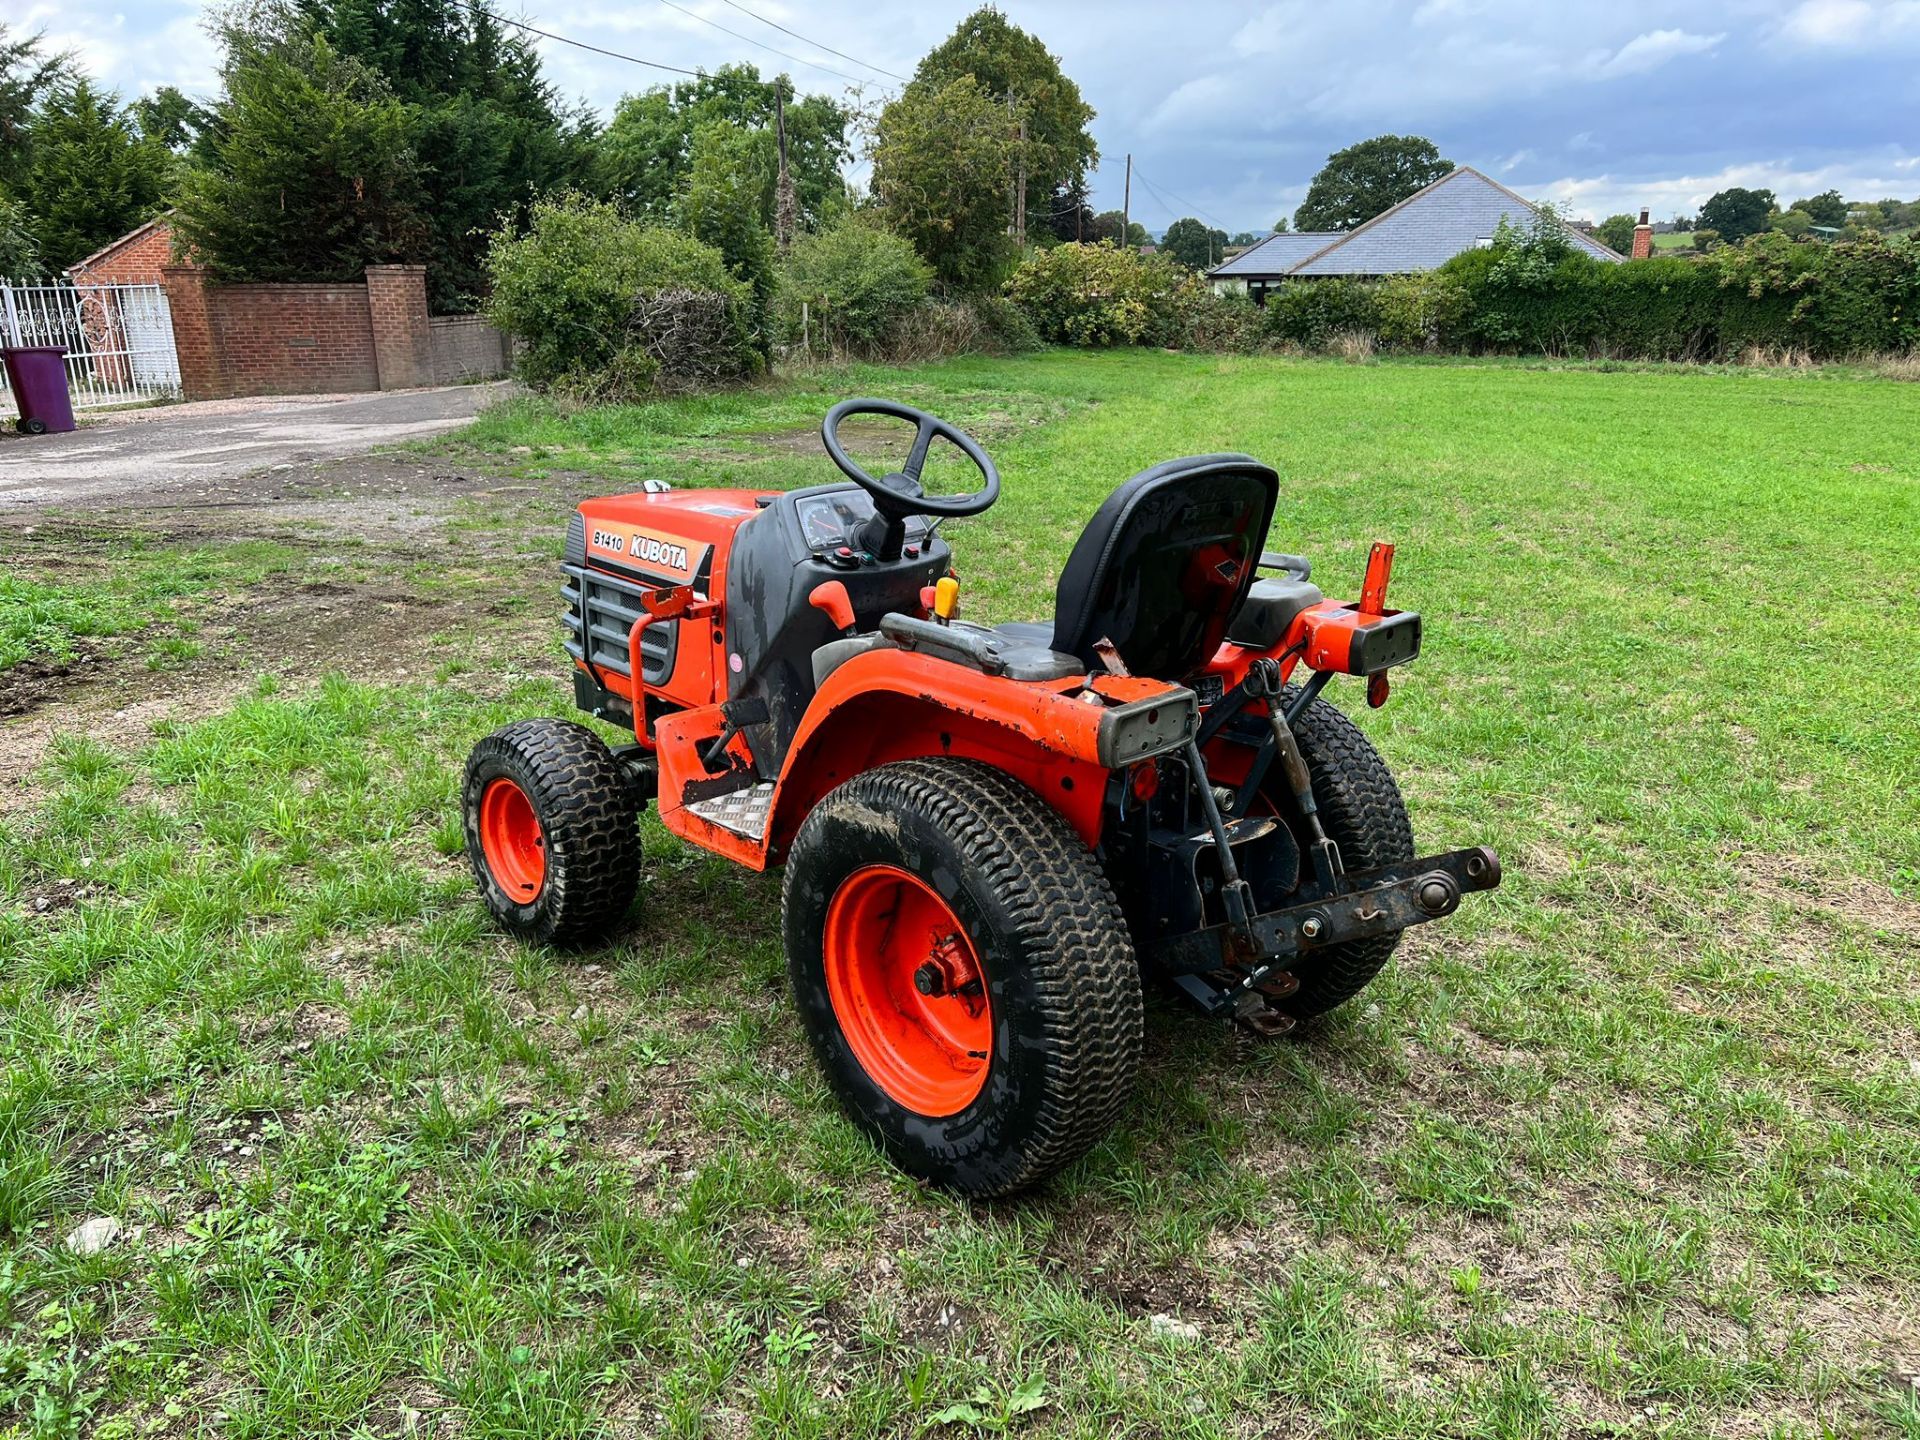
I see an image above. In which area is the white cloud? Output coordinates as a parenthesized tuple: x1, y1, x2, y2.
(1594, 29, 1726, 78)
(1778, 0, 1920, 48)
(13, 0, 1918, 235)
(1780, 0, 1876, 45)
(1529, 154, 1920, 221)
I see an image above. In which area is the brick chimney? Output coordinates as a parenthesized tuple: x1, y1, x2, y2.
(1630, 208, 1653, 260)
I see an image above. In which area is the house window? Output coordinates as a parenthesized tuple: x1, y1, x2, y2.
(1474, 236, 1494, 249)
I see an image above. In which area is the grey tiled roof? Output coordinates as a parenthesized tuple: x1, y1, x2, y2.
(1210, 168, 1622, 280)
(1209, 231, 1344, 277)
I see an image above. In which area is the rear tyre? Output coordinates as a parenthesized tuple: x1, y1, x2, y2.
(1268, 688, 1416, 1017)
(783, 759, 1142, 1197)
(19, 417, 48, 435)
(462, 718, 639, 945)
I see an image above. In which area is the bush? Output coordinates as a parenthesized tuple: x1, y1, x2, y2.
(1172, 290, 1265, 353)
(1709, 231, 1920, 357)
(877, 295, 1044, 362)
(965, 293, 1044, 353)
(1371, 271, 1466, 350)
(1260, 278, 1382, 349)
(1004, 242, 1204, 346)
(778, 216, 931, 354)
(484, 195, 759, 398)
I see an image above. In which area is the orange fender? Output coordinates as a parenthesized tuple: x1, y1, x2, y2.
(761, 649, 1182, 861)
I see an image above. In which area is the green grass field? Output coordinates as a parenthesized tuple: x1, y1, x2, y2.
(3, 351, 1918, 1438)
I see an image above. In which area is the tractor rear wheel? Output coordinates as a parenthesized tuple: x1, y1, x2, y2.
(783, 759, 1142, 1197)
(1267, 687, 1416, 1017)
(462, 718, 639, 945)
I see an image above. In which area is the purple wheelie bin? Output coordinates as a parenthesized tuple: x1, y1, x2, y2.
(3, 346, 77, 434)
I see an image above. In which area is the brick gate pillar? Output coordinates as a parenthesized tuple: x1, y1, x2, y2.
(364, 264, 434, 390)
(161, 265, 224, 401)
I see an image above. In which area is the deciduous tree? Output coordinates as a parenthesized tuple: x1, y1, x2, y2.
(132, 85, 213, 153)
(1092, 210, 1147, 247)
(870, 74, 1014, 289)
(1594, 213, 1636, 255)
(598, 66, 847, 232)
(1698, 187, 1775, 242)
(1160, 216, 1227, 269)
(1294, 135, 1451, 232)
(1791, 189, 1847, 227)
(678, 120, 776, 356)
(912, 8, 1095, 240)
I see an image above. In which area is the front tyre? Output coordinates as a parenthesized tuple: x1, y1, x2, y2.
(783, 759, 1142, 1197)
(462, 718, 639, 945)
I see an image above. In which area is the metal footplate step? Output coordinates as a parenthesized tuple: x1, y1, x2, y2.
(685, 782, 777, 841)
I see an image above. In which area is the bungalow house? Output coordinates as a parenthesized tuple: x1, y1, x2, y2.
(1210, 166, 1628, 301)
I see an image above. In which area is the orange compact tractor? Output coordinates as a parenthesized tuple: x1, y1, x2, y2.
(463, 399, 1500, 1195)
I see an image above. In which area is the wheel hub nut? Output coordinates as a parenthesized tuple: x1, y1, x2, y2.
(913, 963, 945, 996)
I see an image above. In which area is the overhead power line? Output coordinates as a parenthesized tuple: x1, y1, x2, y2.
(454, 0, 702, 76)
(1131, 166, 1232, 233)
(651, 0, 887, 88)
(712, 0, 909, 82)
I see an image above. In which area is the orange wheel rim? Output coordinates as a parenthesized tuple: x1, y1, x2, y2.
(823, 865, 991, 1116)
(479, 777, 546, 902)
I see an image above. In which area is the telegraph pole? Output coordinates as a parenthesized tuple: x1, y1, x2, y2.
(1122, 154, 1132, 249)
(1007, 92, 1018, 241)
(774, 81, 797, 253)
(1014, 116, 1027, 248)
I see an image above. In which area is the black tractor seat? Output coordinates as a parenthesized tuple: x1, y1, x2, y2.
(989, 453, 1280, 680)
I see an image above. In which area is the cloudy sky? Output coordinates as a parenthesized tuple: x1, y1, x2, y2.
(15, 0, 1920, 230)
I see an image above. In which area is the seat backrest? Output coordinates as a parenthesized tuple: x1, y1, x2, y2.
(1051, 453, 1278, 680)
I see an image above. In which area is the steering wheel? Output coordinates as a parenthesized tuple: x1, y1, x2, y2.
(821, 398, 1000, 560)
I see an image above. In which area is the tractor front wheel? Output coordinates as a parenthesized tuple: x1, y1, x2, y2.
(462, 719, 639, 945)
(783, 759, 1142, 1197)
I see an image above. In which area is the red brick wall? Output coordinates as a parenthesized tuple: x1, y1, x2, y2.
(161, 267, 222, 401)
(365, 265, 434, 389)
(204, 283, 379, 397)
(69, 218, 175, 287)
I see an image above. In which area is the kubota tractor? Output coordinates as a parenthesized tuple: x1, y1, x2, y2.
(463, 399, 1500, 1195)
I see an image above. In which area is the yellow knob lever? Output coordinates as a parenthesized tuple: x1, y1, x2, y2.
(933, 576, 960, 622)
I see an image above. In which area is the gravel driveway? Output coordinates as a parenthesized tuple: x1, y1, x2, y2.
(0, 382, 514, 509)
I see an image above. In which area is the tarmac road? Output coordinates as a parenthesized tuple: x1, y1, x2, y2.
(0, 383, 513, 510)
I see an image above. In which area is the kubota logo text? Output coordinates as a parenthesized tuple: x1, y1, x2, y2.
(630, 535, 690, 572)
(590, 525, 695, 575)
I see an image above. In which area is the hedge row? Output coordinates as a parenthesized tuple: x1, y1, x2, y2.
(1009, 231, 1920, 362)
(485, 201, 1919, 400)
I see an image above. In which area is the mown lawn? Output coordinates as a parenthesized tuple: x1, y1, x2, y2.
(3, 351, 1917, 1438)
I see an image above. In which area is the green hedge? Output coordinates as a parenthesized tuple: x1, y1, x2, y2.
(1272, 231, 1918, 360)
(1004, 228, 1918, 362)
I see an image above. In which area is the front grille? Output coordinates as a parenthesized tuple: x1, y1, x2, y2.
(561, 563, 678, 685)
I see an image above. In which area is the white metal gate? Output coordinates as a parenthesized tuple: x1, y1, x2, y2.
(0, 278, 182, 412)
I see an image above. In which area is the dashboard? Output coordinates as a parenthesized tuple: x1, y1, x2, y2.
(793, 487, 932, 556)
